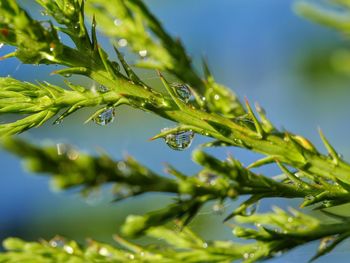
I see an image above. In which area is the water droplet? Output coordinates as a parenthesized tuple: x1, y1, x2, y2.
(172, 83, 192, 103)
(164, 130, 194, 151)
(56, 143, 68, 155)
(64, 245, 74, 254)
(243, 253, 250, 259)
(99, 247, 112, 257)
(272, 251, 283, 257)
(128, 254, 135, 260)
(118, 38, 128, 47)
(319, 236, 336, 251)
(53, 117, 63, 125)
(97, 85, 109, 93)
(246, 202, 259, 216)
(49, 236, 65, 248)
(49, 42, 56, 52)
(138, 50, 148, 57)
(214, 94, 220, 100)
(41, 21, 52, 30)
(0, 43, 4, 49)
(67, 149, 79, 160)
(64, 73, 72, 78)
(114, 18, 122, 26)
(93, 107, 115, 126)
(197, 172, 217, 185)
(212, 202, 225, 215)
(305, 195, 315, 202)
(202, 96, 206, 101)
(202, 242, 208, 248)
(287, 217, 293, 223)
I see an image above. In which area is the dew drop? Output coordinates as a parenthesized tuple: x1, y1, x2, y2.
(246, 202, 259, 216)
(56, 143, 68, 156)
(319, 236, 336, 251)
(64, 245, 74, 254)
(272, 251, 283, 257)
(172, 83, 192, 103)
(49, 42, 56, 52)
(202, 242, 208, 248)
(64, 73, 72, 78)
(40, 10, 48, 16)
(98, 84, 109, 93)
(243, 253, 250, 259)
(93, 107, 115, 126)
(0, 43, 4, 49)
(214, 94, 220, 100)
(49, 236, 66, 248)
(164, 130, 194, 151)
(128, 254, 135, 260)
(305, 195, 315, 201)
(53, 118, 63, 125)
(99, 247, 112, 257)
(197, 172, 217, 185)
(118, 38, 128, 47)
(138, 49, 148, 57)
(114, 18, 122, 26)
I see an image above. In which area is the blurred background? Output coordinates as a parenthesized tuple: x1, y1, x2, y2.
(1, 0, 350, 262)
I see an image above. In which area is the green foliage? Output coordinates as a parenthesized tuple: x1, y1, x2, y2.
(1, 0, 350, 262)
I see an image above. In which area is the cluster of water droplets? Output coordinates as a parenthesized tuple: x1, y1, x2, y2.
(49, 236, 74, 254)
(93, 107, 116, 126)
(162, 128, 194, 151)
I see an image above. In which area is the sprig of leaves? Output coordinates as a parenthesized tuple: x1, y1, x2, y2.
(1, 0, 350, 262)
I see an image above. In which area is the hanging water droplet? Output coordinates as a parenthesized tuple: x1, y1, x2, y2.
(138, 49, 148, 57)
(246, 202, 259, 216)
(118, 38, 128, 47)
(319, 236, 336, 251)
(64, 73, 72, 78)
(172, 83, 192, 103)
(114, 18, 122, 26)
(93, 107, 115, 126)
(164, 130, 194, 151)
(0, 43, 4, 49)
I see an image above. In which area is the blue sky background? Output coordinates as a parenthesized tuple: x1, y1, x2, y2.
(1, 0, 350, 262)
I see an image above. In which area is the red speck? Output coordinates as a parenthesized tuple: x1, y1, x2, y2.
(0, 28, 9, 37)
